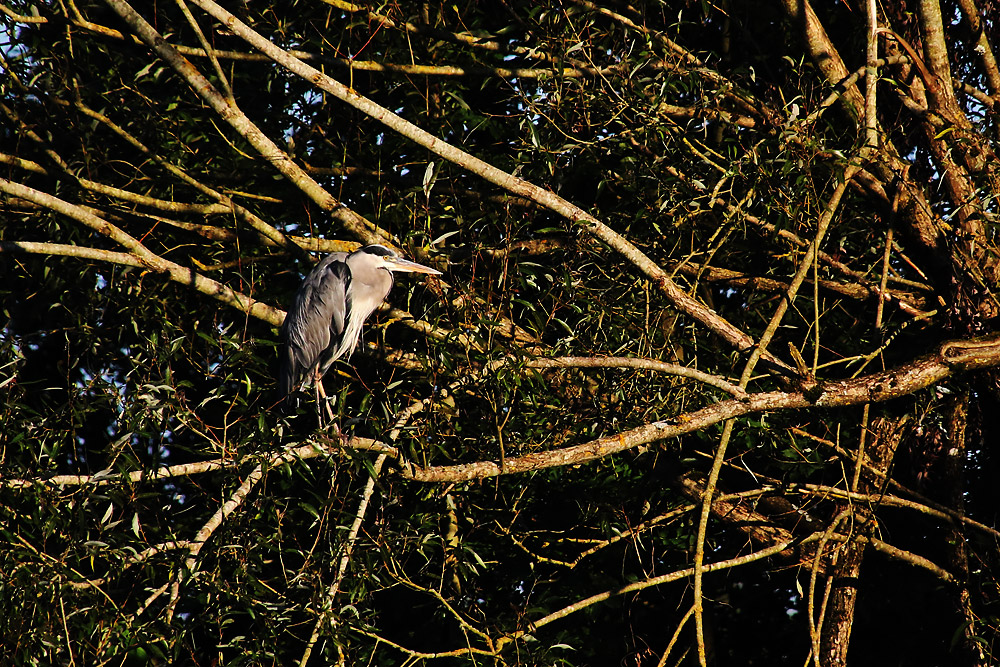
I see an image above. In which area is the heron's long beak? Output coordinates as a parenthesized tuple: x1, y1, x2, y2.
(387, 257, 442, 275)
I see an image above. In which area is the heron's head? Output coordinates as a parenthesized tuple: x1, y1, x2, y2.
(358, 245, 442, 276)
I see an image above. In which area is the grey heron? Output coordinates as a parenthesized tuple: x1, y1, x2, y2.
(279, 244, 441, 407)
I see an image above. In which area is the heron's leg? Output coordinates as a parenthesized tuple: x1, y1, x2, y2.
(315, 381, 339, 431)
(312, 380, 326, 429)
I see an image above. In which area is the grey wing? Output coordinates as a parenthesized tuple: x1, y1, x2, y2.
(279, 253, 351, 397)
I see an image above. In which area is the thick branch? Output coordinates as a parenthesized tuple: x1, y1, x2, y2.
(9, 334, 1000, 490)
(400, 334, 1000, 482)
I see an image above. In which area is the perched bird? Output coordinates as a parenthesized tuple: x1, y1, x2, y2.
(279, 244, 441, 402)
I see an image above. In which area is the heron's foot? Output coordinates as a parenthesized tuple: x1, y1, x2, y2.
(318, 395, 337, 426)
(325, 419, 352, 446)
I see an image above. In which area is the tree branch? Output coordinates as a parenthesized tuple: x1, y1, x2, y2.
(186, 0, 797, 376)
(101, 0, 394, 247)
(0, 178, 285, 326)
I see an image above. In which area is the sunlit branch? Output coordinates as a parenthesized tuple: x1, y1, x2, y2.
(10, 333, 994, 491)
(299, 454, 388, 667)
(502, 489, 772, 569)
(831, 532, 954, 582)
(503, 533, 823, 643)
(0, 152, 49, 174)
(669, 260, 931, 316)
(525, 356, 746, 396)
(0, 4, 45, 22)
(0, 150, 233, 215)
(787, 482, 1000, 540)
(173, 47, 603, 78)
(400, 333, 1000, 482)
(70, 96, 305, 255)
(791, 427, 1000, 540)
(351, 625, 497, 660)
(0, 439, 395, 489)
(0, 241, 145, 270)
(0, 179, 285, 326)
(102, 0, 394, 247)
(383, 306, 479, 351)
(654, 101, 758, 129)
(187, 0, 797, 377)
(129, 213, 356, 254)
(319, 0, 585, 72)
(0, 2, 612, 81)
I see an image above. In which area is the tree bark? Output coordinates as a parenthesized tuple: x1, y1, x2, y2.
(942, 394, 988, 667)
(819, 417, 904, 666)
